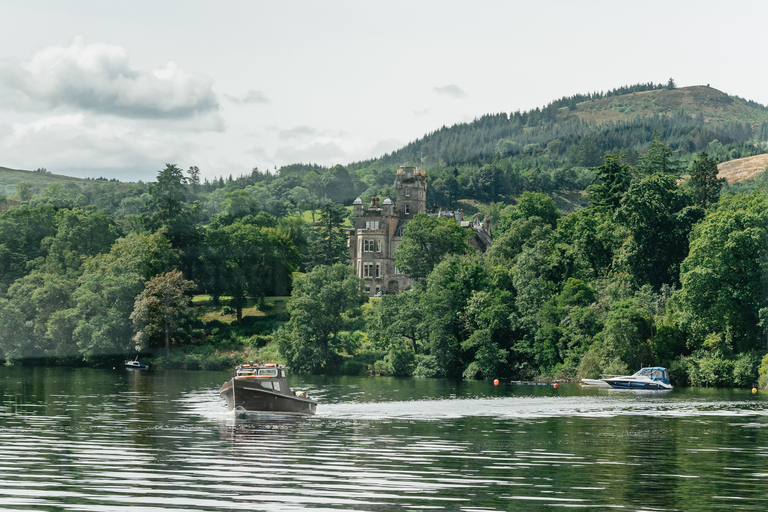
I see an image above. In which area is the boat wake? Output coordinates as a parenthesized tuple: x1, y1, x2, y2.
(186, 392, 768, 422)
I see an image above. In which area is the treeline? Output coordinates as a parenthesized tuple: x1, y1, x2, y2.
(278, 145, 768, 388)
(0, 163, 355, 363)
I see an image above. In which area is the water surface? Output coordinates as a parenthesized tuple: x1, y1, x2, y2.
(1, 367, 767, 511)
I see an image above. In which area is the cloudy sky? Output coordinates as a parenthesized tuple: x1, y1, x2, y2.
(2, 1, 767, 182)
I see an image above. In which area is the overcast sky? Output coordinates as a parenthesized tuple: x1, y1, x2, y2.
(1, 1, 767, 182)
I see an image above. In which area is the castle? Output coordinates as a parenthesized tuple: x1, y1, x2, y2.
(348, 166, 492, 296)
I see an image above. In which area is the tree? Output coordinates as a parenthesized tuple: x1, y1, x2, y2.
(394, 213, 469, 280)
(587, 155, 632, 211)
(672, 192, 768, 353)
(637, 135, 683, 177)
(320, 165, 356, 204)
(146, 163, 201, 279)
(70, 231, 175, 361)
(277, 263, 367, 373)
(666, 77, 677, 90)
(615, 173, 703, 289)
(688, 152, 724, 209)
(495, 191, 559, 234)
(16, 181, 33, 202)
(148, 164, 189, 226)
(131, 270, 196, 357)
(309, 201, 348, 269)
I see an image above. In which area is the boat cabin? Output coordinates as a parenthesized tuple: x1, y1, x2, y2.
(235, 363, 285, 378)
(634, 367, 671, 384)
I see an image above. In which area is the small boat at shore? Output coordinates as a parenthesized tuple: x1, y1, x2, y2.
(603, 367, 673, 390)
(219, 363, 317, 415)
(125, 357, 149, 370)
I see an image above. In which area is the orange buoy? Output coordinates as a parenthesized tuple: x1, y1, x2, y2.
(493, 379, 499, 386)
(553, 383, 559, 389)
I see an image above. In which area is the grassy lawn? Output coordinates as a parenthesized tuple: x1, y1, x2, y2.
(192, 295, 290, 324)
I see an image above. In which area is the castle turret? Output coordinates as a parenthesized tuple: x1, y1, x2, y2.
(395, 167, 427, 218)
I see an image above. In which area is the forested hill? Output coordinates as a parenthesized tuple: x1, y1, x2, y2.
(359, 85, 768, 169)
(340, 84, 768, 209)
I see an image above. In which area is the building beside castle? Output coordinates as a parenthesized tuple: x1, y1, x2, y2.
(348, 166, 492, 296)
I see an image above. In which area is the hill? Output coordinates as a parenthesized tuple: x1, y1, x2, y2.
(565, 85, 768, 126)
(0, 166, 88, 196)
(336, 84, 768, 211)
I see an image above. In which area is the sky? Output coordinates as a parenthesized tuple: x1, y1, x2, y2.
(2, 0, 768, 182)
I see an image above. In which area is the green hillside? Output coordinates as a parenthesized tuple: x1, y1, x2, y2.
(0, 166, 88, 197)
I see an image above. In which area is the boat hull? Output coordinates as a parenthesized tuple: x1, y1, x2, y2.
(604, 379, 671, 390)
(220, 378, 317, 415)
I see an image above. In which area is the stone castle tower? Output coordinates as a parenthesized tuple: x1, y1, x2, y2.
(348, 166, 491, 297)
(348, 166, 426, 296)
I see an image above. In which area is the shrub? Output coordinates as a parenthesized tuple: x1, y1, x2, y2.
(688, 351, 734, 387)
(733, 351, 762, 388)
(758, 354, 768, 390)
(413, 354, 439, 378)
(668, 357, 691, 387)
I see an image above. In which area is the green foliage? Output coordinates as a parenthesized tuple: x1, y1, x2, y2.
(688, 152, 725, 209)
(759, 353, 768, 390)
(394, 213, 469, 280)
(307, 201, 349, 269)
(276, 263, 367, 373)
(672, 192, 768, 352)
(587, 155, 632, 211)
(615, 173, 703, 289)
(130, 269, 196, 356)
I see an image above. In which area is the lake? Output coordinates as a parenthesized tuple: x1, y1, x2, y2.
(1, 366, 767, 511)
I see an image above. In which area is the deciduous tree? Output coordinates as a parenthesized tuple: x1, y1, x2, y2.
(131, 269, 196, 357)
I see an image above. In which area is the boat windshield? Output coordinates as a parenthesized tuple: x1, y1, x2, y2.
(258, 368, 278, 377)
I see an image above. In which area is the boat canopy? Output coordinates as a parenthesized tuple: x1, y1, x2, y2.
(633, 367, 670, 384)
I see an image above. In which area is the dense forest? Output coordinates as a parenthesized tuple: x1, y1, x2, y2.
(2, 83, 768, 388)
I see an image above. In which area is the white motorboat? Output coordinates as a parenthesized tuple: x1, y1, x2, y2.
(603, 367, 672, 390)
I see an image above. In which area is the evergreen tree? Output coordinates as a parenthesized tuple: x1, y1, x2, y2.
(689, 152, 725, 209)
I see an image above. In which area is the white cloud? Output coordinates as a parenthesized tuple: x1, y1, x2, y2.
(0, 36, 219, 120)
(1, 114, 194, 174)
(226, 89, 271, 105)
(433, 84, 469, 99)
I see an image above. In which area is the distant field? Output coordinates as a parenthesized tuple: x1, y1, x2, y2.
(718, 154, 768, 183)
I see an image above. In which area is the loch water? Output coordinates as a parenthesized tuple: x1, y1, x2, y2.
(1, 367, 767, 511)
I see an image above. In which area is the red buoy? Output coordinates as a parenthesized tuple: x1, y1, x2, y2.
(553, 383, 559, 389)
(493, 379, 499, 386)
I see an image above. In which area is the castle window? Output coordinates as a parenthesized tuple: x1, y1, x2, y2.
(365, 284, 371, 293)
(375, 263, 381, 278)
(363, 239, 372, 252)
(376, 240, 382, 252)
(405, 188, 411, 197)
(363, 263, 374, 278)
(365, 221, 380, 230)
(405, 204, 410, 215)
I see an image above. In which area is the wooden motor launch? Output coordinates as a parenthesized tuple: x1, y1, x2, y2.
(219, 363, 317, 415)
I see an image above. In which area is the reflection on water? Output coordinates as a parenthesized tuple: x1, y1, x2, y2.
(1, 367, 768, 511)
